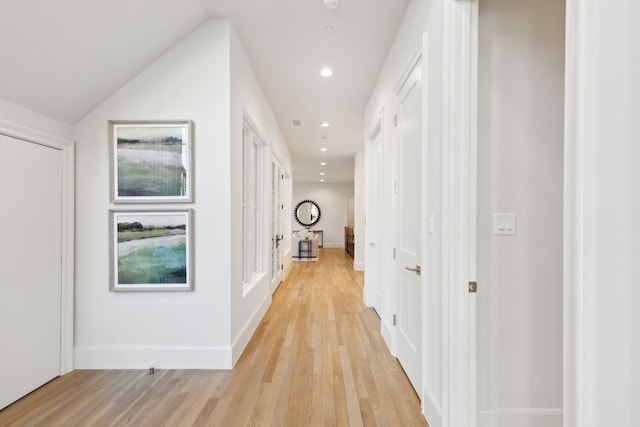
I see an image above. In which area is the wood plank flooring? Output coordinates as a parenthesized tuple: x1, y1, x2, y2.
(0, 248, 428, 426)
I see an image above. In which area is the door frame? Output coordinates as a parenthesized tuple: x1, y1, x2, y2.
(364, 111, 384, 313)
(441, 0, 478, 425)
(270, 152, 285, 292)
(0, 119, 75, 375)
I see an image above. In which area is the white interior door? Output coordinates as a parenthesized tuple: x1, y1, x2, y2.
(365, 125, 384, 314)
(396, 58, 423, 395)
(270, 157, 284, 291)
(0, 134, 63, 409)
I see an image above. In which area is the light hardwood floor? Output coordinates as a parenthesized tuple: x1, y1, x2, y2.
(0, 248, 428, 426)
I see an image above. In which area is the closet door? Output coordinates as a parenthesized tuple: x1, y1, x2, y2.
(0, 134, 62, 409)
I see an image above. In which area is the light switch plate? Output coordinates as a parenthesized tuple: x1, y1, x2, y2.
(494, 213, 516, 235)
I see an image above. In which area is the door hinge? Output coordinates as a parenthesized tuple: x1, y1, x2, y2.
(281, 264, 284, 270)
(393, 114, 398, 127)
(281, 174, 284, 180)
(281, 204, 284, 210)
(393, 314, 397, 326)
(469, 281, 478, 293)
(392, 248, 396, 260)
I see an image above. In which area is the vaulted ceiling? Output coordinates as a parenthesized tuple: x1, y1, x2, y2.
(0, 0, 410, 183)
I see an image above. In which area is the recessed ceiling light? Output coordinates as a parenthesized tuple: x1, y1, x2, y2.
(320, 162, 326, 166)
(320, 122, 330, 128)
(323, 25, 335, 34)
(320, 179, 325, 183)
(320, 67, 333, 77)
(320, 148, 327, 152)
(323, 0, 339, 10)
(320, 172, 325, 176)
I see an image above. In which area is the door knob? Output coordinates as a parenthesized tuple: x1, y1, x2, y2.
(369, 241, 375, 246)
(405, 265, 421, 276)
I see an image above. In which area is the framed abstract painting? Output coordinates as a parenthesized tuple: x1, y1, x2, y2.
(109, 120, 194, 203)
(109, 209, 194, 291)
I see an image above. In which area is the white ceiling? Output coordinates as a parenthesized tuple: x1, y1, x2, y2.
(0, 0, 410, 183)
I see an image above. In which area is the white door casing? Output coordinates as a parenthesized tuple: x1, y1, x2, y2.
(564, 1, 640, 425)
(441, 1, 477, 426)
(421, 32, 444, 426)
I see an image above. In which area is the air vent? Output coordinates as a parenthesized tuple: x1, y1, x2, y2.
(290, 119, 302, 127)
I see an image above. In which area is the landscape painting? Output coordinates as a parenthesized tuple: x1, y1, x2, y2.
(110, 210, 193, 291)
(110, 120, 193, 203)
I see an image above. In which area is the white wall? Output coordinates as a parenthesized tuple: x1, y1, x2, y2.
(73, 20, 234, 369)
(477, 0, 565, 425)
(565, 0, 640, 425)
(353, 151, 365, 270)
(73, 19, 292, 369)
(363, 0, 439, 390)
(229, 24, 292, 364)
(292, 182, 354, 248)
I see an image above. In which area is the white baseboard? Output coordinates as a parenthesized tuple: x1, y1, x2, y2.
(478, 408, 563, 427)
(422, 386, 442, 426)
(322, 243, 344, 248)
(230, 291, 272, 366)
(74, 345, 232, 369)
(353, 261, 365, 271)
(381, 319, 394, 353)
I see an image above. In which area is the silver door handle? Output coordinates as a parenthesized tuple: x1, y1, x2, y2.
(369, 241, 375, 246)
(405, 265, 421, 276)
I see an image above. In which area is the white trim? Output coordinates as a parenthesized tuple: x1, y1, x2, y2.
(393, 45, 423, 97)
(381, 317, 394, 352)
(0, 118, 72, 150)
(479, 408, 563, 415)
(419, 31, 432, 423)
(442, 0, 475, 425)
(563, 1, 587, 425)
(478, 408, 563, 426)
(423, 384, 443, 427)
(467, 2, 479, 427)
(241, 117, 269, 294)
(74, 345, 232, 369)
(60, 144, 75, 374)
(231, 290, 272, 365)
(323, 243, 346, 249)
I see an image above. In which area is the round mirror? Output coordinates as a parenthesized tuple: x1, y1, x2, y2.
(294, 200, 321, 227)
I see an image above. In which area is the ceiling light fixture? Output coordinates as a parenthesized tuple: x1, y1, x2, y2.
(320, 148, 327, 152)
(323, 25, 335, 34)
(320, 172, 325, 176)
(321, 162, 326, 166)
(323, 0, 339, 10)
(320, 121, 330, 128)
(320, 67, 333, 77)
(320, 179, 325, 183)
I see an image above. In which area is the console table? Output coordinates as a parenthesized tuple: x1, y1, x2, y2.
(294, 229, 323, 247)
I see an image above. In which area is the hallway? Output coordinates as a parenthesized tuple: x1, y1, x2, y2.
(0, 249, 427, 426)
